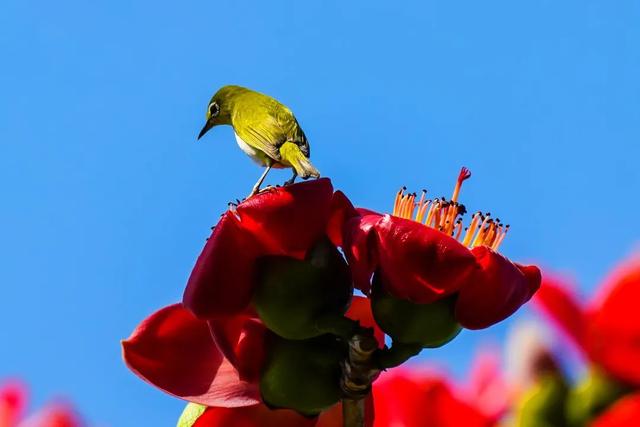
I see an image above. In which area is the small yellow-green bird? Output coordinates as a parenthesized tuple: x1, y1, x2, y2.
(197, 85, 320, 197)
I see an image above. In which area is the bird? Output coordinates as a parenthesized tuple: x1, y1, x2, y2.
(197, 85, 320, 197)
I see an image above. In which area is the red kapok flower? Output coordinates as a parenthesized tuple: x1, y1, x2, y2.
(535, 253, 640, 387)
(340, 167, 540, 329)
(184, 178, 352, 319)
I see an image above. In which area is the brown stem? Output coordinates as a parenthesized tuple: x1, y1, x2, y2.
(340, 330, 379, 427)
(342, 398, 365, 427)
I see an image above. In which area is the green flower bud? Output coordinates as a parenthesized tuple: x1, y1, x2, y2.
(254, 236, 355, 340)
(260, 334, 344, 416)
(515, 373, 569, 427)
(566, 367, 631, 427)
(371, 274, 461, 348)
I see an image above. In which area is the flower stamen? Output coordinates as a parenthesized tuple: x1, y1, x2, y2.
(391, 167, 509, 250)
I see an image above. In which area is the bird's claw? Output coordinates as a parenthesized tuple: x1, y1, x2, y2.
(257, 185, 276, 195)
(245, 185, 276, 200)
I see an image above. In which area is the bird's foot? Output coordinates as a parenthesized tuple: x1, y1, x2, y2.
(247, 186, 260, 199)
(257, 185, 277, 195)
(247, 185, 276, 199)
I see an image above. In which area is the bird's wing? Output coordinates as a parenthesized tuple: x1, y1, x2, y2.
(274, 105, 311, 158)
(234, 106, 284, 161)
(292, 121, 310, 158)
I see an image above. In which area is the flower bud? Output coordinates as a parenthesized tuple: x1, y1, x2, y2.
(254, 236, 355, 340)
(371, 274, 461, 348)
(260, 334, 344, 416)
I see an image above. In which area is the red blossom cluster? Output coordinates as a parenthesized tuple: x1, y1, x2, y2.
(122, 175, 542, 426)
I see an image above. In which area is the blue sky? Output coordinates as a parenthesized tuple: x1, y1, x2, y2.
(1, 1, 638, 425)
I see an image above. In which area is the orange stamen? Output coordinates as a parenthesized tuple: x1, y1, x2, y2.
(425, 200, 439, 227)
(471, 215, 492, 247)
(416, 198, 430, 223)
(492, 225, 509, 250)
(393, 187, 405, 216)
(390, 167, 509, 250)
(462, 212, 481, 246)
(454, 220, 463, 240)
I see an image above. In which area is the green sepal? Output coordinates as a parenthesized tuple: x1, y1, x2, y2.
(515, 373, 569, 427)
(566, 367, 631, 427)
(176, 402, 207, 427)
(375, 341, 423, 370)
(254, 236, 354, 340)
(260, 333, 344, 416)
(370, 274, 462, 348)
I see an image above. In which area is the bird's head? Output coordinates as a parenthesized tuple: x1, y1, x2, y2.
(197, 85, 247, 140)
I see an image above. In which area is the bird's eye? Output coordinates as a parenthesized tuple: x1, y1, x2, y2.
(209, 102, 220, 117)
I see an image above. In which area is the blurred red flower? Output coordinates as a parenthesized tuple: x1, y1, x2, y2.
(372, 368, 497, 427)
(591, 393, 640, 427)
(0, 381, 82, 427)
(0, 382, 25, 427)
(338, 168, 540, 329)
(535, 253, 640, 387)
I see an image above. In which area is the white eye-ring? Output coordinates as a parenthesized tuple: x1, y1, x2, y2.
(209, 102, 220, 117)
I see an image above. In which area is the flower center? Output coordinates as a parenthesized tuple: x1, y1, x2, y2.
(391, 167, 508, 250)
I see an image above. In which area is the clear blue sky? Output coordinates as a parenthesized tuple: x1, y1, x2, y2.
(1, 1, 638, 425)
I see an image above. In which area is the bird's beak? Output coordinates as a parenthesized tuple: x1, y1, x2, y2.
(198, 120, 214, 140)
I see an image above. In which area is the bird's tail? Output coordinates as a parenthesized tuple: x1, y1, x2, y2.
(279, 142, 320, 179)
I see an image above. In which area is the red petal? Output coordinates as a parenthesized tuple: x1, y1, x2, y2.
(356, 208, 382, 217)
(194, 404, 317, 427)
(122, 304, 260, 407)
(343, 214, 382, 294)
(373, 370, 493, 427)
(326, 190, 358, 248)
(456, 247, 540, 329)
(374, 215, 476, 303)
(346, 296, 385, 347)
(517, 264, 543, 300)
(235, 178, 334, 257)
(586, 256, 640, 386)
(591, 392, 640, 427)
(532, 275, 586, 351)
(209, 314, 268, 384)
(183, 213, 265, 318)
